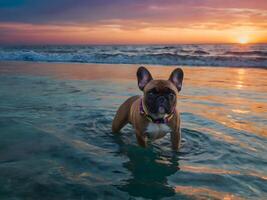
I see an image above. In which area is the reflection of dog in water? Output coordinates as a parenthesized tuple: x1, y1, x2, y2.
(112, 66, 184, 150)
(115, 142, 179, 199)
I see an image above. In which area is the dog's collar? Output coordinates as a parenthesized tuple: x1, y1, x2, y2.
(139, 98, 174, 124)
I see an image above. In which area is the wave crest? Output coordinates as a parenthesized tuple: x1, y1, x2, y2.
(0, 45, 266, 67)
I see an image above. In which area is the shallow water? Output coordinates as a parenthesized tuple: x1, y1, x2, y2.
(0, 62, 266, 199)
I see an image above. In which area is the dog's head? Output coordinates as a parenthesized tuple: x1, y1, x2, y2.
(137, 66, 183, 118)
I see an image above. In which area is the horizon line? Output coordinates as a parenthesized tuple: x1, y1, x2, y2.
(1, 42, 267, 46)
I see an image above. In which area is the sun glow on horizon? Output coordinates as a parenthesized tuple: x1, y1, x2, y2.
(237, 36, 249, 44)
(0, 22, 266, 45)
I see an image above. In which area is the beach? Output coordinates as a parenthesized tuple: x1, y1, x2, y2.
(1, 0, 267, 198)
(0, 61, 266, 199)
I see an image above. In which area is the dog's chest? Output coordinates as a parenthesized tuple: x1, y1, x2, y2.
(145, 123, 171, 140)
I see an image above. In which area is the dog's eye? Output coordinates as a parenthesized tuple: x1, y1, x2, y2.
(148, 92, 154, 97)
(169, 93, 175, 99)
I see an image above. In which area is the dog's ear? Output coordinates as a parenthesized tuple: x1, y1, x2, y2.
(137, 66, 153, 91)
(169, 68, 184, 92)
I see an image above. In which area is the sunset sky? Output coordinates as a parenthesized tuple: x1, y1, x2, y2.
(0, 0, 267, 44)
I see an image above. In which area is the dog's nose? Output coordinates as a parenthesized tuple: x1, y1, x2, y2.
(158, 96, 166, 104)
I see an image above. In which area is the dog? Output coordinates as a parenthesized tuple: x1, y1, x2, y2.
(112, 66, 184, 150)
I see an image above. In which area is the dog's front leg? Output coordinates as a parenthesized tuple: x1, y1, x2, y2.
(135, 131, 147, 148)
(171, 129, 181, 151)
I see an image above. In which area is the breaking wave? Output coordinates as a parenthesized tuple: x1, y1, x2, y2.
(0, 44, 266, 67)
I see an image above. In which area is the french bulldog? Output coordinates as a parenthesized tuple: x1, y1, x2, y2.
(112, 66, 184, 150)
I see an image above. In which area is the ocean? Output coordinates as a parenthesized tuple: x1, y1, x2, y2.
(0, 50, 266, 199)
(0, 44, 267, 67)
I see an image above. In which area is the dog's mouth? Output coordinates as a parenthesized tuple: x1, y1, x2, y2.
(157, 103, 173, 115)
(158, 105, 166, 114)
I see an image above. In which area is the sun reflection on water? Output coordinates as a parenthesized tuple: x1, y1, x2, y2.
(236, 68, 245, 90)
